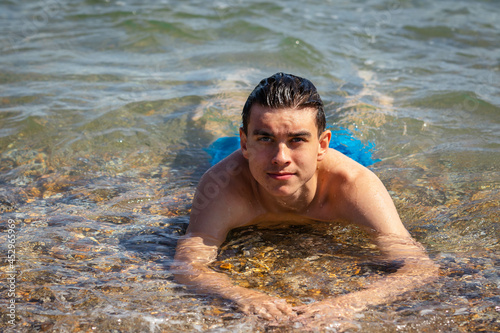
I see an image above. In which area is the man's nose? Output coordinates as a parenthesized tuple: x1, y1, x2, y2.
(271, 143, 291, 165)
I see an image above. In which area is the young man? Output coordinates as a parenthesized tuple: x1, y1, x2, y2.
(174, 73, 437, 324)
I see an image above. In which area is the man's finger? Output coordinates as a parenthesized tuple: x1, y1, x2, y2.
(276, 300, 296, 317)
(263, 303, 287, 321)
(255, 301, 294, 322)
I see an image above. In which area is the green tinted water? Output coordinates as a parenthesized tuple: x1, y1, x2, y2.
(0, 0, 499, 332)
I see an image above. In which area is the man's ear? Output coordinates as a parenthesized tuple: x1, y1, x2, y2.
(239, 127, 249, 159)
(317, 130, 331, 161)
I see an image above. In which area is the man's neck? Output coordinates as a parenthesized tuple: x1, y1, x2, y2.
(255, 176, 318, 214)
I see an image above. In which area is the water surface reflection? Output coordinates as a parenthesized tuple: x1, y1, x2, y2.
(1, 0, 499, 331)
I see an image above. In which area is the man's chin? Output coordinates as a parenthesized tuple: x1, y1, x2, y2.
(264, 185, 298, 198)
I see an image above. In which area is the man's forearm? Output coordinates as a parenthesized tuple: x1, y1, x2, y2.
(329, 256, 438, 312)
(173, 254, 296, 320)
(296, 235, 439, 321)
(173, 236, 297, 319)
(173, 236, 244, 300)
(301, 249, 439, 321)
(173, 259, 253, 301)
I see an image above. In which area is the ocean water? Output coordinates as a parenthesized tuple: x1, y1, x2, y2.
(0, 0, 499, 332)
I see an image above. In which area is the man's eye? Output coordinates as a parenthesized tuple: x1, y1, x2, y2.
(291, 137, 306, 143)
(257, 137, 272, 142)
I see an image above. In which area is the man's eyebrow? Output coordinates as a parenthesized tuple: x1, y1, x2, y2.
(251, 129, 312, 137)
(290, 131, 312, 137)
(252, 129, 274, 136)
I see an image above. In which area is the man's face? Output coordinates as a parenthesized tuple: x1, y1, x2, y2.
(240, 104, 330, 200)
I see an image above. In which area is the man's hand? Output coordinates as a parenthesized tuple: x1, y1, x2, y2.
(291, 297, 363, 331)
(234, 289, 296, 322)
(294, 297, 358, 321)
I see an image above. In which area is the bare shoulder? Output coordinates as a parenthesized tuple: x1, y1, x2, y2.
(186, 151, 259, 243)
(320, 149, 409, 237)
(319, 149, 375, 187)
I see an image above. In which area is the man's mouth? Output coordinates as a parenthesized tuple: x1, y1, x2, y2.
(267, 172, 295, 180)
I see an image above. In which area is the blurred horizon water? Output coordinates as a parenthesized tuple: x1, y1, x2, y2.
(0, 0, 499, 332)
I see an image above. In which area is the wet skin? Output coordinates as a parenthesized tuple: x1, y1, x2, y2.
(174, 105, 438, 325)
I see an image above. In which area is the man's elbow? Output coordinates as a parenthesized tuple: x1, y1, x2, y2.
(172, 252, 211, 286)
(422, 257, 439, 280)
(171, 251, 196, 284)
(400, 255, 439, 287)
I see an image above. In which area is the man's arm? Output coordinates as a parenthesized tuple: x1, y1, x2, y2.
(296, 166, 438, 322)
(174, 234, 295, 321)
(295, 233, 438, 322)
(172, 160, 295, 321)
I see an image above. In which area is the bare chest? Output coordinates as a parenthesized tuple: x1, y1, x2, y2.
(238, 201, 342, 230)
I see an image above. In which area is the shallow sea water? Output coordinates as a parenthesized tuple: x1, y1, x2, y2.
(0, 0, 499, 332)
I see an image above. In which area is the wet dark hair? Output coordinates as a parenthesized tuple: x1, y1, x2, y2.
(241, 72, 325, 135)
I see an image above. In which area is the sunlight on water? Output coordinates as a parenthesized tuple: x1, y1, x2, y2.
(0, 0, 499, 332)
